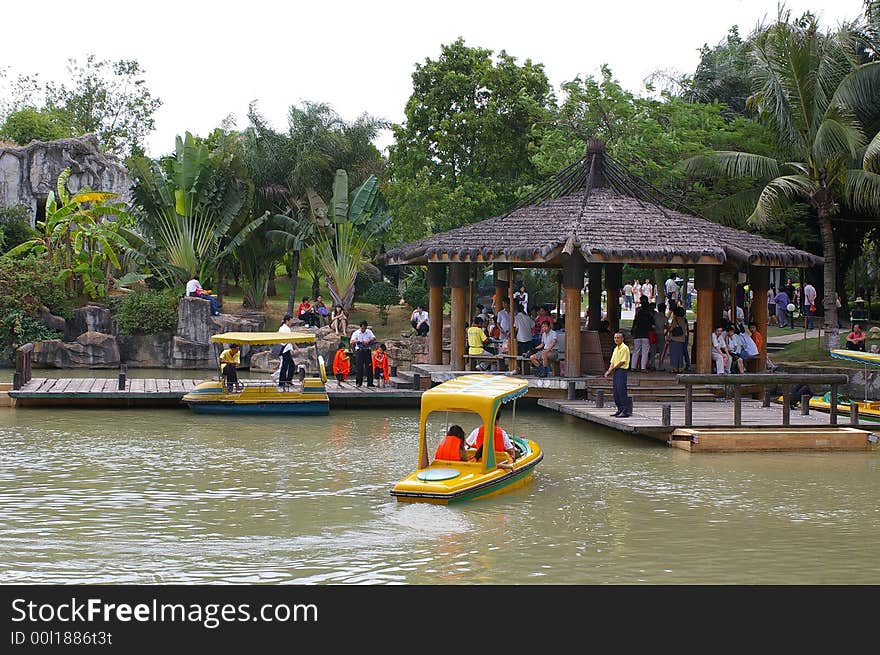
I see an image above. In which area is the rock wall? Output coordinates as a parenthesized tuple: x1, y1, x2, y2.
(31, 331, 120, 368)
(0, 134, 130, 223)
(170, 297, 265, 369)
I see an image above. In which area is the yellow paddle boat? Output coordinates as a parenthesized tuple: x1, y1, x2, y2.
(390, 374, 543, 504)
(775, 349, 880, 422)
(182, 331, 329, 415)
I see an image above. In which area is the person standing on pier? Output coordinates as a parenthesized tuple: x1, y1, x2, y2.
(350, 320, 376, 387)
(277, 314, 301, 389)
(605, 332, 632, 418)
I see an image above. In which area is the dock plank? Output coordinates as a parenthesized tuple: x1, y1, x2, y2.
(129, 378, 145, 394)
(144, 378, 158, 394)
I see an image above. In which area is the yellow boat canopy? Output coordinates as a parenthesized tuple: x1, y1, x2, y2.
(418, 374, 528, 471)
(210, 331, 317, 346)
(830, 349, 880, 367)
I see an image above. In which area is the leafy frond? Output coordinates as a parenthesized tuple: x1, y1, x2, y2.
(681, 151, 780, 180)
(864, 130, 880, 173)
(843, 169, 880, 213)
(748, 175, 815, 226)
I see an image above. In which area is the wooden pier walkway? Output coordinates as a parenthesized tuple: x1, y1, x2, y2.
(538, 398, 878, 452)
(9, 377, 423, 408)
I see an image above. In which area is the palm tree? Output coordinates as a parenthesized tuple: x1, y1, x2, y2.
(683, 12, 880, 350)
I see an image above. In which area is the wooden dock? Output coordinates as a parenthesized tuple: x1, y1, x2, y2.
(8, 377, 423, 408)
(538, 398, 879, 452)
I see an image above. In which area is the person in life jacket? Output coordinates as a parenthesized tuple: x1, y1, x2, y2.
(332, 342, 351, 387)
(465, 411, 517, 465)
(433, 424, 467, 461)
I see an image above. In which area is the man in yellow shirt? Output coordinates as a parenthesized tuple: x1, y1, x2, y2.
(604, 332, 632, 417)
(219, 343, 242, 393)
(467, 316, 494, 370)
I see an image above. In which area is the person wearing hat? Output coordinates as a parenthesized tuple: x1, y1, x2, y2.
(349, 320, 376, 387)
(219, 343, 242, 393)
(851, 296, 869, 330)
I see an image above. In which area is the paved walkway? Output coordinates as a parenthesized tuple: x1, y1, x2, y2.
(767, 329, 821, 345)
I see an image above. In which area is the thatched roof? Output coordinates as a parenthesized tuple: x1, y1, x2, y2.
(383, 142, 821, 269)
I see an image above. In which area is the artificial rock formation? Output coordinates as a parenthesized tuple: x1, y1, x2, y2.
(0, 135, 130, 222)
(31, 331, 121, 368)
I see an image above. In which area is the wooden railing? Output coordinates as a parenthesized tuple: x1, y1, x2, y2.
(13, 343, 34, 390)
(676, 373, 850, 427)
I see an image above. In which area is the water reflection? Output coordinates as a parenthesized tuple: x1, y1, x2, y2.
(0, 406, 877, 584)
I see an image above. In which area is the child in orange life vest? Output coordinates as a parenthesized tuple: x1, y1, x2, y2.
(372, 343, 390, 388)
(332, 342, 350, 387)
(433, 424, 467, 461)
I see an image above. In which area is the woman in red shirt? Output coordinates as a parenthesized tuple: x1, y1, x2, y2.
(297, 296, 315, 327)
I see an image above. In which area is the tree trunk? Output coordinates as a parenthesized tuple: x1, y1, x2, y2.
(267, 274, 277, 297)
(312, 273, 320, 300)
(287, 250, 301, 317)
(818, 208, 839, 350)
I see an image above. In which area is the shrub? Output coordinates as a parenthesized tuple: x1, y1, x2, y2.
(0, 205, 36, 253)
(354, 271, 374, 301)
(365, 281, 401, 325)
(0, 309, 62, 363)
(114, 289, 178, 335)
(0, 255, 70, 318)
(403, 283, 429, 310)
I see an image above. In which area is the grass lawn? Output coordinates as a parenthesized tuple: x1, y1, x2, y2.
(770, 333, 880, 368)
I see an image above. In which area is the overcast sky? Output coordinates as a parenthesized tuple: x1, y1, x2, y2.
(1, 0, 868, 157)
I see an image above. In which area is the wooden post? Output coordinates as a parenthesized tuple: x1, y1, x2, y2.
(427, 264, 446, 365)
(587, 264, 603, 330)
(662, 404, 671, 427)
(734, 386, 742, 426)
(850, 403, 860, 425)
(449, 263, 468, 371)
(595, 389, 604, 408)
(694, 265, 719, 374)
(763, 388, 771, 407)
(412, 373, 421, 390)
(605, 264, 622, 333)
(830, 383, 838, 425)
(685, 384, 693, 426)
(508, 265, 518, 372)
(118, 363, 128, 391)
(782, 384, 790, 425)
(800, 394, 811, 415)
(567, 381, 577, 401)
(749, 265, 769, 372)
(563, 255, 585, 377)
(555, 272, 563, 325)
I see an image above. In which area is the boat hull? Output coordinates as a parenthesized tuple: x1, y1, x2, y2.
(182, 380, 330, 415)
(808, 396, 880, 423)
(390, 437, 543, 504)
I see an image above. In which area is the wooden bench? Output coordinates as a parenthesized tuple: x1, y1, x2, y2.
(464, 353, 530, 373)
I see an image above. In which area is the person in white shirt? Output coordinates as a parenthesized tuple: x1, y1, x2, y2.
(495, 299, 511, 341)
(803, 283, 817, 329)
(711, 326, 731, 374)
(350, 321, 377, 387)
(665, 274, 678, 301)
(276, 314, 302, 387)
(410, 304, 429, 336)
(465, 412, 517, 467)
(513, 306, 534, 356)
(623, 282, 634, 310)
(185, 277, 220, 315)
(642, 279, 653, 304)
(529, 321, 559, 377)
(513, 285, 529, 314)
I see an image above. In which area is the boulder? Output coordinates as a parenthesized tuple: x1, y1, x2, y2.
(176, 296, 214, 343)
(117, 333, 173, 368)
(170, 336, 215, 369)
(32, 331, 120, 368)
(40, 306, 68, 335)
(71, 304, 113, 337)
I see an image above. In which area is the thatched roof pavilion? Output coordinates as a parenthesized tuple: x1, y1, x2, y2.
(384, 140, 821, 375)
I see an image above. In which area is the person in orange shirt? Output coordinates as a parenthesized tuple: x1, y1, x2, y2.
(372, 343, 390, 388)
(332, 342, 350, 387)
(748, 321, 777, 372)
(433, 424, 467, 461)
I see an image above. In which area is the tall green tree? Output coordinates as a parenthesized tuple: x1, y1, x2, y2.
(683, 12, 880, 349)
(0, 55, 161, 155)
(385, 38, 553, 242)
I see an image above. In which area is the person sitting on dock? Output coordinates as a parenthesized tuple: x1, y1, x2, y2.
(219, 343, 243, 393)
(332, 342, 350, 387)
(466, 411, 517, 467)
(467, 316, 494, 368)
(434, 424, 467, 461)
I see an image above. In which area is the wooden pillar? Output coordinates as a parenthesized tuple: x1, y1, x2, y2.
(467, 265, 476, 322)
(427, 263, 446, 365)
(563, 255, 585, 377)
(493, 267, 507, 315)
(605, 264, 622, 333)
(449, 263, 468, 371)
(587, 264, 603, 331)
(694, 265, 719, 374)
(749, 265, 769, 372)
(508, 265, 517, 372)
(555, 272, 563, 325)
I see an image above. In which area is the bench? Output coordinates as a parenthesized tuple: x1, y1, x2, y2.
(463, 353, 530, 373)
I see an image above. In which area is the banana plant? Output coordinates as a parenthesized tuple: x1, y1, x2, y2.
(7, 168, 133, 298)
(308, 170, 391, 310)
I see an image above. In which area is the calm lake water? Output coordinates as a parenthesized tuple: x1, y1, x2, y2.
(1, 402, 878, 584)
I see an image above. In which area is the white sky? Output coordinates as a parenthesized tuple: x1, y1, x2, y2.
(0, 0, 867, 157)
